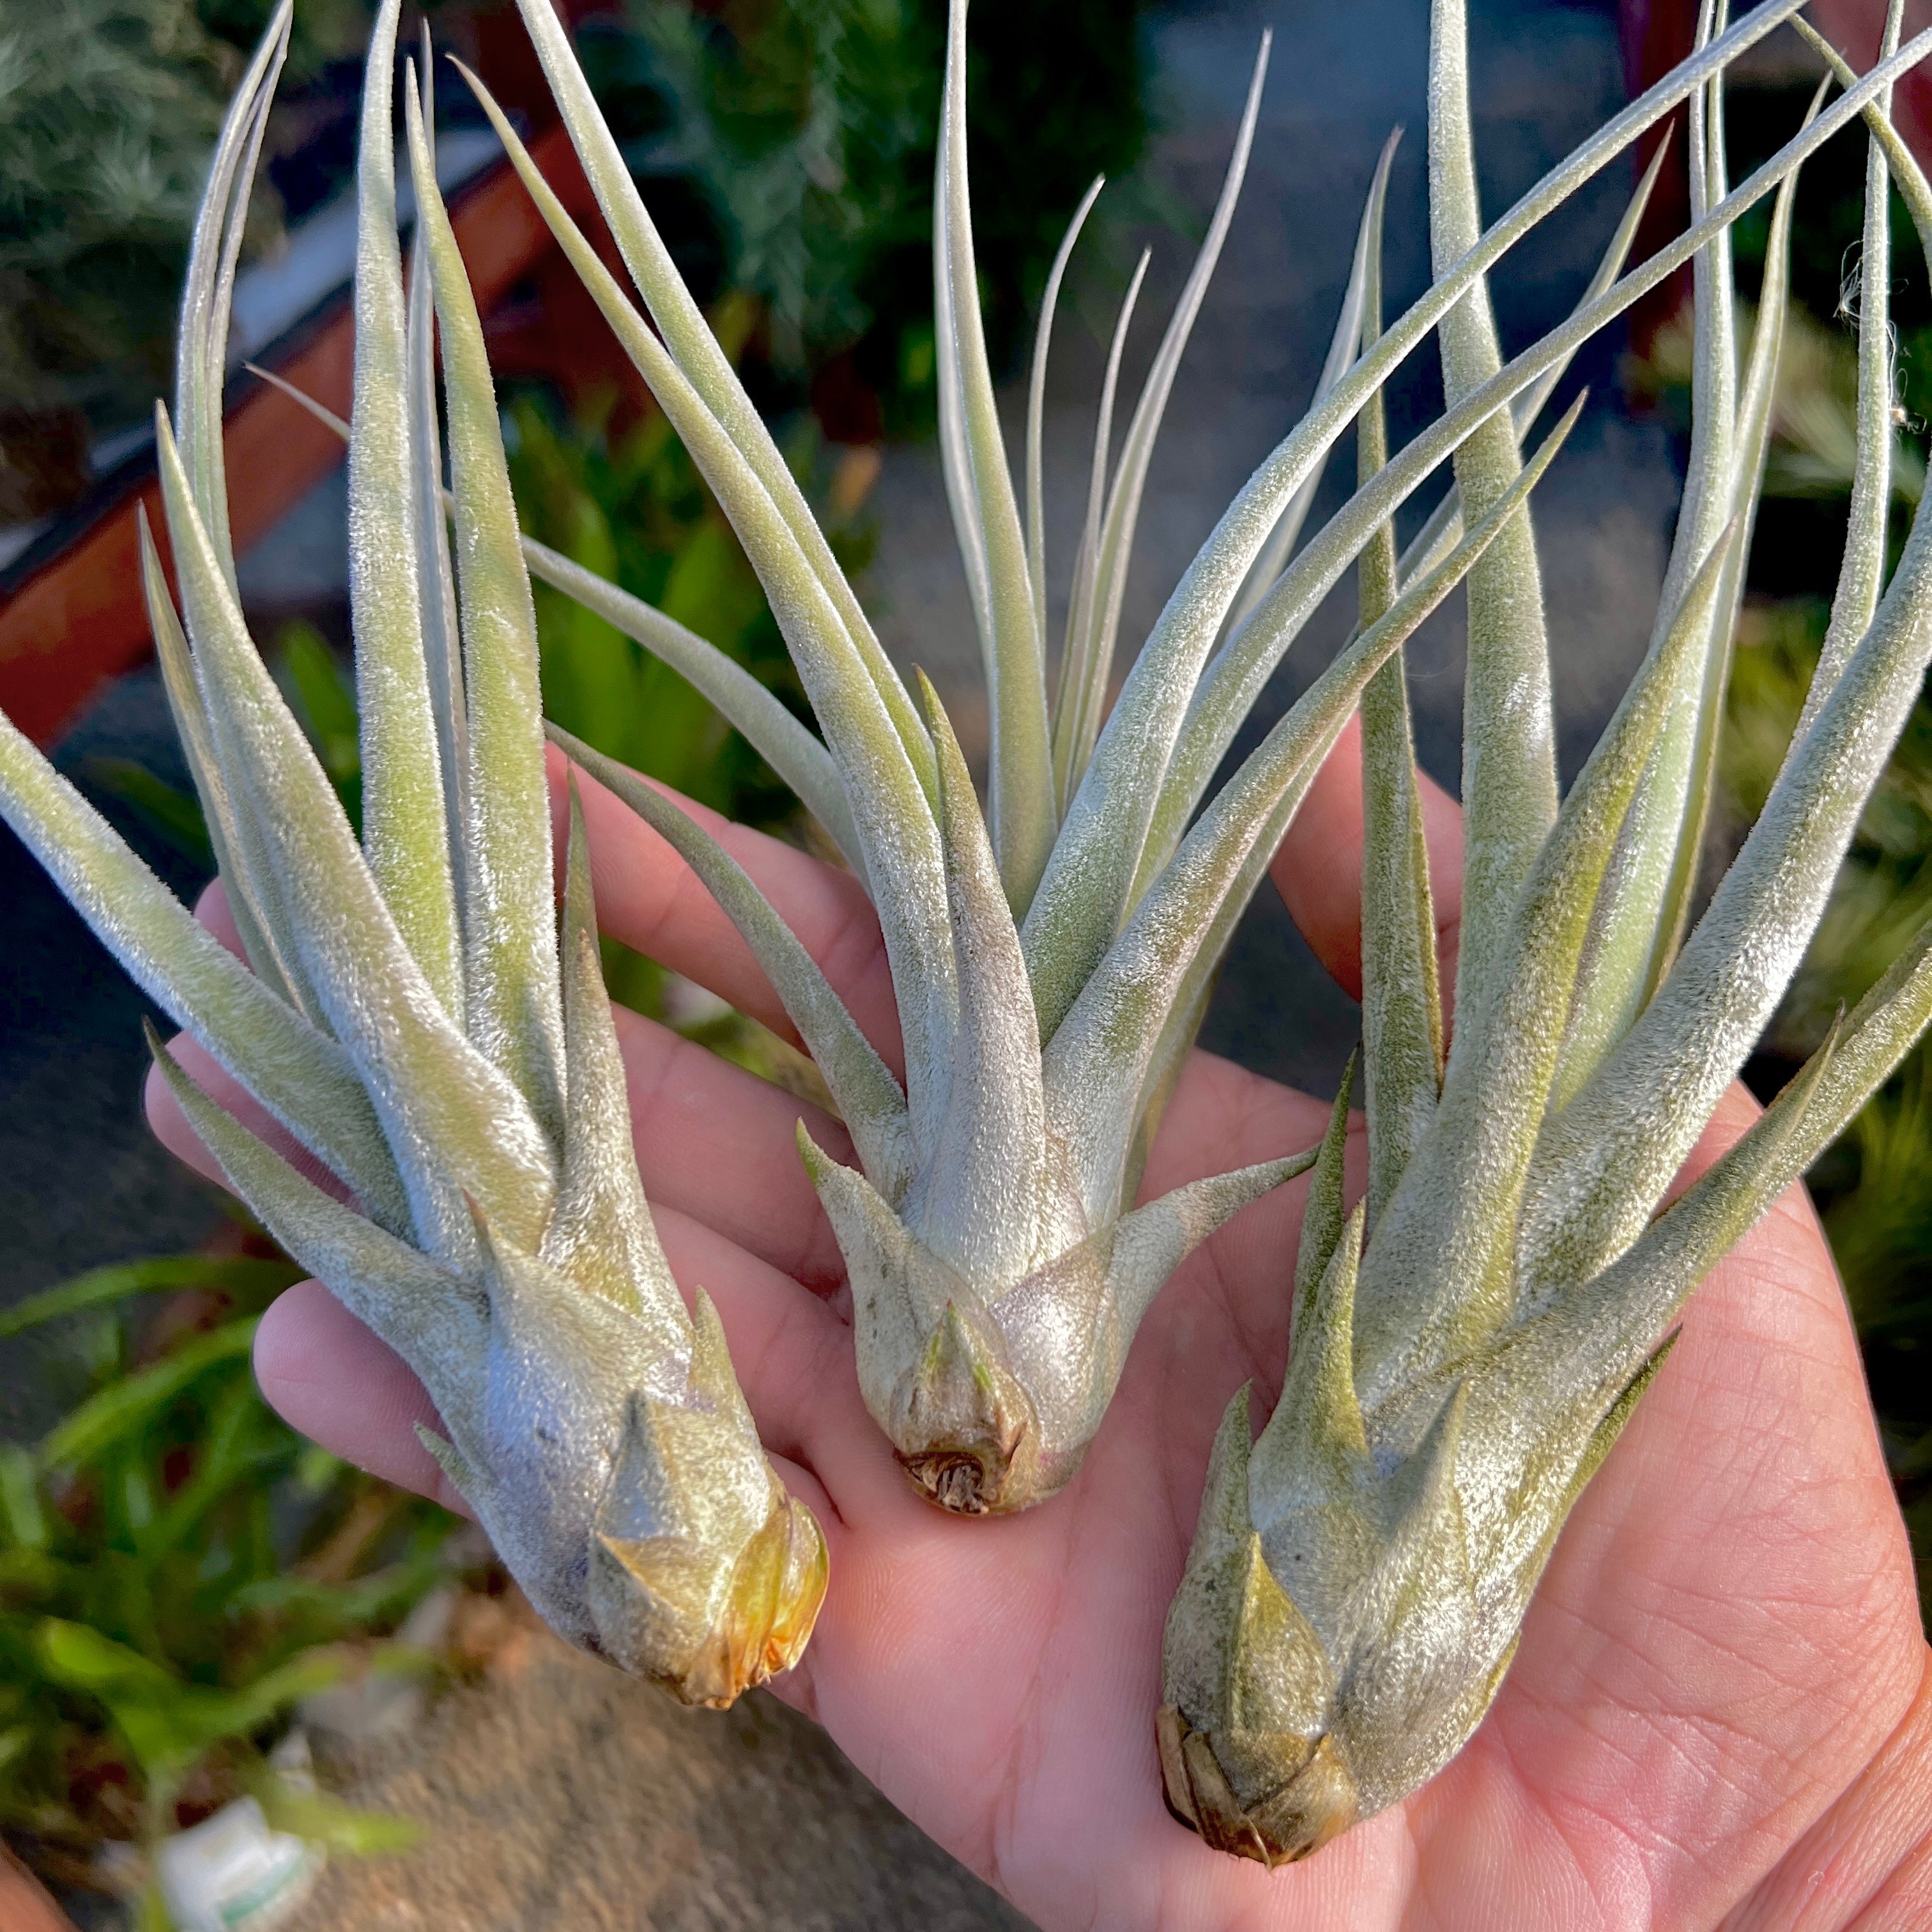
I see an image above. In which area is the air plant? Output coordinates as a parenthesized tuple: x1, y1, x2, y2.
(1156, 0, 1932, 1866)
(453, 0, 1926, 1526)
(0, 0, 824, 1708)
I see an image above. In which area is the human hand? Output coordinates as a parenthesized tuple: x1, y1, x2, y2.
(146, 726, 1932, 1931)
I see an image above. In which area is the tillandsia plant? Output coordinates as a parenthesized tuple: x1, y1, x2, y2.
(0, 0, 824, 1708)
(438, 0, 1931, 1521)
(1156, 0, 1932, 1867)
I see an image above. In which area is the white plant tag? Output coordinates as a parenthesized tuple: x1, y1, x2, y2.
(153, 1796, 323, 1932)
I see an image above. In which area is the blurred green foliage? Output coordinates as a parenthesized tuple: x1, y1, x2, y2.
(0, 1, 367, 448)
(583, 0, 1151, 427)
(0, 1252, 441, 1910)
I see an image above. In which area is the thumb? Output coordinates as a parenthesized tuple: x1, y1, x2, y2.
(1266, 712, 1464, 1011)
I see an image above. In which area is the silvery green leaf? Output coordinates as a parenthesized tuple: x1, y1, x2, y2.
(138, 509, 301, 1015)
(933, 0, 1055, 913)
(1548, 136, 1814, 1108)
(351, 0, 464, 1022)
(1429, 0, 1558, 1047)
(547, 726, 913, 1201)
(1552, 77, 1821, 1101)
(145, 1021, 484, 1420)
(1026, 175, 1106, 643)
(1219, 130, 1398, 645)
(1353, 169, 1441, 1217)
(1023, 0, 1820, 1042)
(524, 534, 865, 877)
(1293, 1056, 1358, 1311)
(1521, 424, 1932, 1300)
(1354, 517, 1742, 1409)
(156, 402, 557, 1262)
(1048, 399, 1581, 1225)
(1051, 245, 1151, 811)
(1163, 22, 1932, 1861)
(458, 70, 958, 1149)
(402, 75, 564, 1146)
(1793, 12, 1932, 252)
(910, 672, 1065, 1281)
(540, 779, 686, 1346)
(174, 1, 289, 586)
(500, 0, 935, 804)
(1799, 4, 1906, 737)
(10, 12, 826, 1717)
(408, 56, 469, 921)
(0, 709, 403, 1227)
(1138, 43, 1920, 916)
(1048, 31, 1271, 811)
(1574, 901, 1932, 1380)
(242, 358, 860, 875)
(1392, 136, 1671, 588)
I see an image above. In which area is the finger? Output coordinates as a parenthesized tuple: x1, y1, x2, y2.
(251, 1206, 903, 1535)
(146, 877, 345, 1195)
(144, 1031, 355, 1204)
(552, 745, 905, 1075)
(254, 1280, 472, 1513)
(650, 1204, 908, 1525)
(195, 875, 246, 958)
(612, 1001, 849, 1291)
(1267, 712, 1465, 1004)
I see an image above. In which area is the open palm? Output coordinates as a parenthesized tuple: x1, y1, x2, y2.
(147, 730, 1930, 1931)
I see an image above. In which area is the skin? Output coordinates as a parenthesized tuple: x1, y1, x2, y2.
(145, 721, 1931, 1931)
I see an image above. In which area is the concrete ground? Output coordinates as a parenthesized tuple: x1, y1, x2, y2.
(286, 1613, 1030, 1932)
(3, 1, 1685, 1923)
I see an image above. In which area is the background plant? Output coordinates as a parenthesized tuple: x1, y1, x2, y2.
(0, 1250, 444, 1917)
(577, 0, 1151, 430)
(0, 0, 375, 519)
